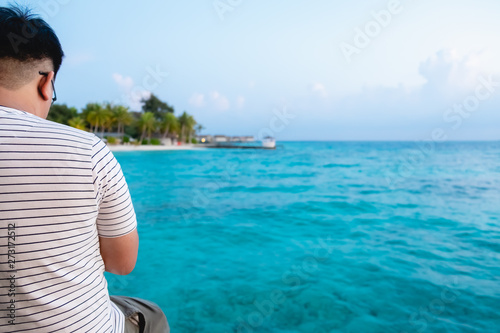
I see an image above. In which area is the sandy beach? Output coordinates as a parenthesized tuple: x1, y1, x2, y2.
(108, 144, 206, 152)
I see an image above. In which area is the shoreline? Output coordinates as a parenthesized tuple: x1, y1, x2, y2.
(108, 144, 206, 152)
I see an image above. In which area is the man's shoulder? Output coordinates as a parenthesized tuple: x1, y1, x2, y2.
(43, 117, 96, 137)
(38, 116, 101, 146)
(1, 107, 109, 155)
(40, 119, 113, 167)
(1, 107, 100, 145)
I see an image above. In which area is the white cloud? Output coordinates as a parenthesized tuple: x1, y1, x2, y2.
(189, 93, 205, 107)
(112, 73, 151, 111)
(113, 73, 134, 91)
(210, 91, 230, 111)
(188, 90, 238, 111)
(309, 82, 327, 98)
(324, 49, 500, 139)
(418, 49, 494, 100)
(236, 96, 245, 109)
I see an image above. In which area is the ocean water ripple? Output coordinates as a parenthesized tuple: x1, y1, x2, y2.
(109, 142, 500, 332)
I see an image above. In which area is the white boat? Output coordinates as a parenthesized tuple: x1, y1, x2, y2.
(262, 136, 276, 149)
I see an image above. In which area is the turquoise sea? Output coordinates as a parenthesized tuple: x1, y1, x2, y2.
(107, 142, 500, 333)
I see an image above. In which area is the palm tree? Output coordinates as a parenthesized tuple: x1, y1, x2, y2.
(83, 103, 99, 133)
(84, 103, 109, 135)
(178, 111, 196, 143)
(139, 112, 157, 143)
(177, 112, 188, 143)
(102, 106, 115, 135)
(112, 105, 133, 137)
(101, 108, 113, 137)
(68, 117, 87, 131)
(195, 124, 204, 136)
(170, 117, 180, 139)
(186, 115, 196, 143)
(159, 112, 179, 139)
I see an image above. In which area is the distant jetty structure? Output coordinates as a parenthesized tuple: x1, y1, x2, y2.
(196, 135, 276, 150)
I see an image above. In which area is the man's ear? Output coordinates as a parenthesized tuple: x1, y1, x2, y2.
(38, 71, 55, 102)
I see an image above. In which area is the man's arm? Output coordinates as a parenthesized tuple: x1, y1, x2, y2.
(99, 229, 139, 275)
(92, 137, 139, 275)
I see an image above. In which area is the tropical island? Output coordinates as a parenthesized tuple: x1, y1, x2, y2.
(48, 94, 276, 150)
(48, 94, 203, 148)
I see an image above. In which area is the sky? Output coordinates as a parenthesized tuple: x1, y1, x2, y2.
(2, 0, 500, 140)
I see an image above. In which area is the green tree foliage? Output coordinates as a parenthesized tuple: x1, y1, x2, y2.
(195, 124, 204, 136)
(150, 138, 161, 145)
(139, 112, 157, 142)
(68, 117, 87, 131)
(124, 111, 142, 139)
(141, 94, 174, 120)
(186, 114, 196, 143)
(159, 112, 179, 139)
(178, 111, 196, 143)
(102, 104, 115, 134)
(106, 136, 117, 145)
(47, 104, 78, 125)
(83, 103, 111, 136)
(44, 96, 202, 146)
(111, 105, 133, 137)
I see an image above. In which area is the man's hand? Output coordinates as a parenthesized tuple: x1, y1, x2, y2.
(99, 230, 139, 275)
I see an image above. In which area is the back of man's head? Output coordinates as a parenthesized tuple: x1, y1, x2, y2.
(0, 6, 64, 90)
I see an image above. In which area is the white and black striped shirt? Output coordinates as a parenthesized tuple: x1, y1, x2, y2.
(0, 106, 137, 332)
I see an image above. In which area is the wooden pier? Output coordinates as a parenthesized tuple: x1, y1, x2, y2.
(197, 144, 276, 150)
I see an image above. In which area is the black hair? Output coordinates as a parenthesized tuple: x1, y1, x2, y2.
(0, 6, 64, 74)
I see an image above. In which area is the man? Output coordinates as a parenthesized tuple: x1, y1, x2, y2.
(0, 6, 169, 332)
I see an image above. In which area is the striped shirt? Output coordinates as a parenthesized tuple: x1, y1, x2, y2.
(0, 106, 137, 332)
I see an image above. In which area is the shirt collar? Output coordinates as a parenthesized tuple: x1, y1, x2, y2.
(0, 105, 30, 115)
